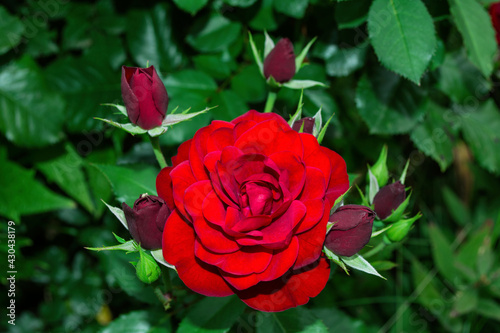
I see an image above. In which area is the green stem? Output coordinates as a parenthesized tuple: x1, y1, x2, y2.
(263, 90, 278, 113)
(149, 135, 168, 169)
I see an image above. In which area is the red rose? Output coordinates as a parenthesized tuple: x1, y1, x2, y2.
(157, 110, 349, 312)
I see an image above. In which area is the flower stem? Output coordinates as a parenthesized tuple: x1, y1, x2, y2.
(263, 90, 278, 113)
(149, 135, 168, 169)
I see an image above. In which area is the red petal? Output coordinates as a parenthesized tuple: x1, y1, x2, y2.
(303, 149, 331, 185)
(207, 127, 234, 152)
(202, 190, 227, 227)
(299, 167, 326, 201)
(320, 147, 349, 205)
(171, 139, 192, 167)
(236, 256, 330, 312)
(234, 119, 291, 156)
(294, 198, 330, 269)
(193, 215, 241, 253)
(162, 211, 233, 297)
(156, 167, 174, 209)
(221, 236, 299, 290)
(184, 180, 212, 218)
(194, 240, 273, 275)
(295, 198, 325, 234)
(231, 110, 290, 130)
(170, 161, 197, 220)
(269, 151, 306, 199)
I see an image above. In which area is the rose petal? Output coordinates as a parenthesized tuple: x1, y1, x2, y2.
(162, 211, 233, 297)
(193, 215, 241, 253)
(293, 199, 329, 269)
(269, 151, 306, 199)
(320, 147, 349, 205)
(194, 239, 273, 275)
(184, 180, 212, 218)
(171, 139, 192, 167)
(236, 256, 330, 312)
(156, 166, 174, 209)
(221, 236, 299, 290)
(295, 198, 325, 234)
(298, 167, 326, 201)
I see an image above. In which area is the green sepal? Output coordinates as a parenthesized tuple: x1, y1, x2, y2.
(371, 224, 393, 238)
(340, 253, 386, 280)
(151, 248, 177, 272)
(400, 158, 410, 184)
(382, 191, 412, 222)
(248, 31, 264, 75)
(102, 103, 128, 117)
(135, 247, 161, 284)
(102, 200, 128, 230)
(295, 37, 317, 72)
(355, 184, 370, 207)
(367, 168, 380, 205)
(366, 145, 389, 187)
(323, 247, 350, 275)
(263, 30, 275, 58)
(282, 79, 327, 89)
(288, 89, 304, 126)
(113, 232, 127, 244)
(316, 113, 334, 145)
(331, 186, 351, 215)
(386, 212, 422, 242)
(86, 239, 139, 253)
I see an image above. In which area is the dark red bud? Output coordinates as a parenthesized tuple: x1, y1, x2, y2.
(373, 181, 406, 220)
(263, 38, 296, 83)
(122, 194, 171, 250)
(490, 3, 500, 45)
(121, 66, 168, 130)
(292, 117, 315, 134)
(325, 205, 375, 257)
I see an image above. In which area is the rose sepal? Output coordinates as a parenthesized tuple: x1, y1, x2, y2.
(366, 145, 389, 187)
(134, 246, 161, 284)
(97, 104, 213, 137)
(385, 212, 422, 242)
(339, 253, 386, 279)
(86, 238, 139, 253)
(323, 246, 350, 275)
(381, 191, 412, 223)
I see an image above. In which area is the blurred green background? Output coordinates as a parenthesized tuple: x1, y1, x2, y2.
(1, 0, 500, 332)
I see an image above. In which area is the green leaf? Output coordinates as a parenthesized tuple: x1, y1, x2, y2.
(475, 299, 500, 321)
(211, 90, 249, 121)
(225, 0, 259, 7)
(410, 103, 455, 172)
(438, 51, 491, 104)
(165, 69, 218, 97)
(368, 0, 436, 83)
(249, 0, 278, 31)
(187, 14, 242, 52)
(428, 223, 458, 283)
(453, 289, 478, 315)
(256, 307, 329, 333)
(341, 253, 386, 279)
(92, 164, 158, 207)
(0, 55, 66, 147)
(44, 56, 121, 132)
(36, 144, 94, 213)
(173, 0, 209, 15)
(322, 44, 368, 77)
(335, 0, 371, 30)
(0, 6, 25, 55)
(126, 3, 185, 71)
(448, 0, 497, 77)
(193, 54, 235, 80)
(442, 187, 470, 227)
(274, 0, 309, 19)
(86, 240, 138, 253)
(177, 295, 246, 333)
(355, 70, 425, 135)
(0, 155, 75, 221)
(100, 311, 151, 333)
(231, 65, 267, 103)
(460, 100, 500, 174)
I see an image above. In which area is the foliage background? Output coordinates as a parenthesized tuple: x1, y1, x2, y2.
(1, 0, 500, 332)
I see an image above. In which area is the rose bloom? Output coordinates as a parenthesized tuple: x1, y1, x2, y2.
(157, 110, 349, 312)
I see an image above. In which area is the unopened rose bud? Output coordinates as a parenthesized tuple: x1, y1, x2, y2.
(292, 117, 315, 134)
(121, 65, 169, 130)
(373, 181, 406, 220)
(135, 249, 161, 284)
(122, 194, 171, 250)
(263, 38, 296, 83)
(325, 205, 375, 257)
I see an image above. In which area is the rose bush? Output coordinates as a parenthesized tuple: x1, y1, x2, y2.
(156, 110, 349, 312)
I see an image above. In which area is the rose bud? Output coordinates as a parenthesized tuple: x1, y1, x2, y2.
(121, 65, 169, 130)
(263, 38, 296, 83)
(372, 181, 406, 220)
(122, 194, 171, 250)
(292, 117, 315, 134)
(325, 205, 375, 257)
(490, 3, 500, 45)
